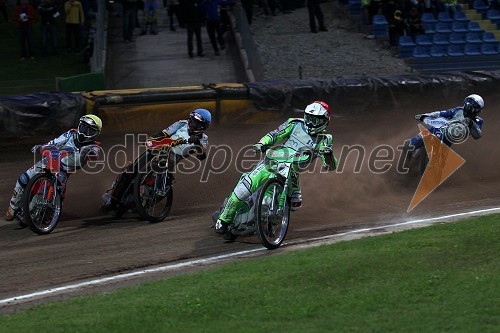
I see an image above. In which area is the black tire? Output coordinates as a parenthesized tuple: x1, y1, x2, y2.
(133, 170, 173, 223)
(256, 178, 290, 250)
(22, 173, 62, 235)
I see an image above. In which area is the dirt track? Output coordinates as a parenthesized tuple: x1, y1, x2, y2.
(1, 94, 499, 311)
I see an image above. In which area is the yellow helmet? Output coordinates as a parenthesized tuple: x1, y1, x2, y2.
(78, 114, 102, 142)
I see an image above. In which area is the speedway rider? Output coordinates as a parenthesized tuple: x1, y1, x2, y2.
(101, 108, 211, 211)
(404, 94, 484, 150)
(214, 101, 337, 237)
(5, 115, 103, 221)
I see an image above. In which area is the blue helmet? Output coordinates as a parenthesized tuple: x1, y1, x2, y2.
(188, 108, 212, 134)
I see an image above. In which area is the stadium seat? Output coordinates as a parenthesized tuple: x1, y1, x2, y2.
(481, 43, 499, 55)
(435, 22, 452, 34)
(451, 21, 468, 34)
(423, 23, 436, 35)
(465, 32, 483, 44)
(372, 14, 388, 38)
(398, 36, 416, 58)
(413, 46, 431, 58)
(433, 33, 450, 46)
(449, 33, 466, 45)
(438, 11, 454, 23)
(486, 9, 500, 24)
(464, 43, 482, 55)
(482, 32, 498, 45)
(467, 22, 484, 33)
(422, 13, 438, 24)
(416, 34, 433, 46)
(430, 45, 447, 57)
(447, 44, 465, 56)
(453, 11, 469, 23)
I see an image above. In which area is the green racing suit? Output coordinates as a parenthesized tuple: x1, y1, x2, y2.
(218, 118, 337, 223)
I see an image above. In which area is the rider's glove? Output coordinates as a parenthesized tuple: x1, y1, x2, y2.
(414, 114, 427, 121)
(31, 145, 42, 154)
(188, 135, 201, 145)
(253, 143, 266, 153)
(319, 147, 333, 155)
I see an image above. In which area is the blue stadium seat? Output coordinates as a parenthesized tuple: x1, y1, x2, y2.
(398, 36, 416, 58)
(481, 43, 499, 55)
(435, 22, 452, 34)
(486, 10, 500, 24)
(464, 43, 482, 55)
(453, 11, 469, 23)
(416, 34, 433, 46)
(438, 11, 454, 23)
(473, 0, 489, 18)
(467, 22, 484, 33)
(447, 44, 465, 56)
(372, 14, 388, 38)
(433, 33, 450, 46)
(430, 45, 447, 57)
(451, 21, 468, 34)
(423, 23, 436, 35)
(422, 13, 438, 24)
(482, 32, 498, 44)
(465, 32, 483, 44)
(449, 33, 466, 45)
(413, 46, 431, 58)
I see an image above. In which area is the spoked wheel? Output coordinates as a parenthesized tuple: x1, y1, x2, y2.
(22, 173, 62, 235)
(134, 170, 173, 223)
(256, 178, 290, 250)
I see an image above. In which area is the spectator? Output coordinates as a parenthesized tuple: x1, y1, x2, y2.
(1, 0, 9, 22)
(362, 0, 382, 38)
(140, 0, 158, 34)
(14, 0, 36, 60)
(83, 15, 95, 65)
(386, 0, 405, 46)
(202, 0, 226, 55)
(122, 0, 137, 42)
(404, 6, 423, 41)
(38, 0, 59, 56)
(307, 0, 327, 33)
(181, 0, 204, 57)
(65, 0, 85, 52)
(166, 0, 183, 31)
(442, 0, 458, 16)
(219, 0, 230, 33)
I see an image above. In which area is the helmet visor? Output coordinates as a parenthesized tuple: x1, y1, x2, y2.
(304, 113, 326, 128)
(464, 99, 481, 115)
(78, 122, 99, 138)
(188, 114, 207, 132)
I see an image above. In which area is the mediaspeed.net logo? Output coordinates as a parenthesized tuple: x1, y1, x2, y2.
(407, 124, 466, 212)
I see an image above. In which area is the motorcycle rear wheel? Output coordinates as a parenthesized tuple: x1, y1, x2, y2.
(256, 178, 289, 250)
(134, 170, 173, 223)
(22, 173, 62, 235)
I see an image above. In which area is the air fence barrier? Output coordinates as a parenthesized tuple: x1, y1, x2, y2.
(1, 72, 500, 139)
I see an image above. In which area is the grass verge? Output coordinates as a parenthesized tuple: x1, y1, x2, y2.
(0, 214, 499, 332)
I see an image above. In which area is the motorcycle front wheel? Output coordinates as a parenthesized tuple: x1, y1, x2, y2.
(22, 173, 62, 235)
(256, 178, 290, 250)
(134, 170, 173, 223)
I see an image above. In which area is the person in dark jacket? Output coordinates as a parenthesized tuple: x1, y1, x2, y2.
(14, 0, 36, 59)
(38, 0, 59, 56)
(202, 0, 227, 55)
(180, 0, 204, 57)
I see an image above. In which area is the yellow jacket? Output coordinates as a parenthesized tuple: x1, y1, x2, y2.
(65, 0, 84, 24)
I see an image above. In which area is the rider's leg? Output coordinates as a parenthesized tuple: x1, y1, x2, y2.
(6, 162, 42, 220)
(216, 162, 271, 233)
(289, 171, 302, 212)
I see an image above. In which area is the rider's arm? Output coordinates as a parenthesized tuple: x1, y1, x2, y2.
(148, 121, 183, 140)
(46, 130, 72, 147)
(194, 134, 209, 160)
(469, 116, 483, 140)
(318, 134, 337, 171)
(258, 118, 297, 146)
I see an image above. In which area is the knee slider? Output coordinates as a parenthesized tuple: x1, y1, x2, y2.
(233, 174, 252, 201)
(290, 189, 302, 211)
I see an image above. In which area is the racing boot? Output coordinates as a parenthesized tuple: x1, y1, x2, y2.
(5, 207, 15, 221)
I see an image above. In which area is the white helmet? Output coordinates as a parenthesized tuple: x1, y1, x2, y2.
(77, 115, 102, 143)
(304, 101, 330, 135)
(463, 94, 484, 117)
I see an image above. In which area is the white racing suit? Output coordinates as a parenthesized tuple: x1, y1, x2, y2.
(8, 129, 101, 214)
(103, 120, 208, 208)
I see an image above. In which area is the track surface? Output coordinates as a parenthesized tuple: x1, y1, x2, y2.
(1, 96, 499, 310)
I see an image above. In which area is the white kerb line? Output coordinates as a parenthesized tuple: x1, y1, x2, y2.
(1, 206, 499, 306)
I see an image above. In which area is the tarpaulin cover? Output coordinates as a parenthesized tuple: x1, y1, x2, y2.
(0, 92, 86, 139)
(246, 71, 500, 113)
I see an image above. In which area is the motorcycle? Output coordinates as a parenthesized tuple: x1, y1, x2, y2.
(105, 137, 186, 223)
(404, 116, 469, 176)
(212, 145, 316, 250)
(21, 145, 99, 235)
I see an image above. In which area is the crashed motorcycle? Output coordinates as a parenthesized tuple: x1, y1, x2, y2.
(212, 145, 318, 250)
